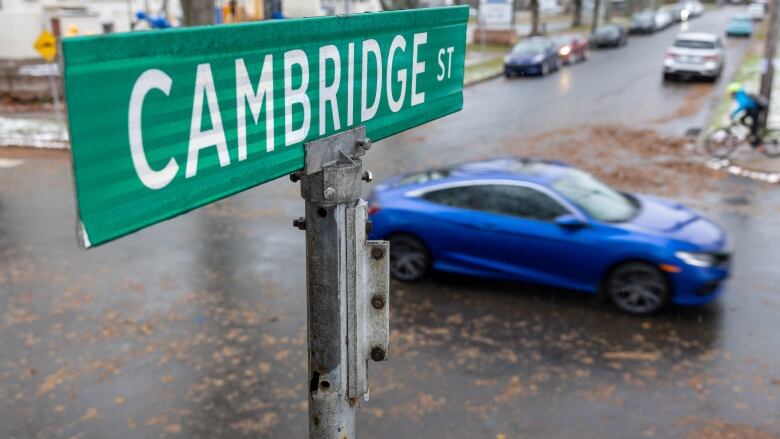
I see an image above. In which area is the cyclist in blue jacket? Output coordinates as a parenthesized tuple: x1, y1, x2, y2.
(727, 82, 764, 149)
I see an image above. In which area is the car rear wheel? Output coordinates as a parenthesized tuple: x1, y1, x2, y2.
(389, 234, 432, 282)
(604, 262, 670, 315)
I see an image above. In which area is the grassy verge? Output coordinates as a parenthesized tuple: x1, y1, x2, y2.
(464, 57, 505, 85)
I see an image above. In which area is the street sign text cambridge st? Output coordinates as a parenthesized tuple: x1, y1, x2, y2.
(62, 7, 467, 247)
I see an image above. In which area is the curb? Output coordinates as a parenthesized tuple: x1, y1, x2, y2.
(464, 70, 504, 87)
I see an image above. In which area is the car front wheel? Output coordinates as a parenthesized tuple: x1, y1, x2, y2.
(604, 262, 671, 315)
(389, 233, 432, 282)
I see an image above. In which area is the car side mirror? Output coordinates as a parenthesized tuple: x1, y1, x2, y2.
(554, 214, 586, 229)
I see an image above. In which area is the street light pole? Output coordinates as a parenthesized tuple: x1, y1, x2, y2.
(293, 126, 390, 439)
(760, 0, 780, 128)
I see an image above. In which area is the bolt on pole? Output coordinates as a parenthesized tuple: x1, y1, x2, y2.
(292, 126, 390, 439)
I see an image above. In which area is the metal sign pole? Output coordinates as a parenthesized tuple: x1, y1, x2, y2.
(292, 126, 390, 439)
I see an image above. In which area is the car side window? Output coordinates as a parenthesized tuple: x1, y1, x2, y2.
(422, 184, 569, 221)
(485, 185, 569, 220)
(422, 186, 482, 209)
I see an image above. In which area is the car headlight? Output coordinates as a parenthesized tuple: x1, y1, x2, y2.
(559, 45, 571, 56)
(675, 251, 717, 267)
(533, 54, 544, 63)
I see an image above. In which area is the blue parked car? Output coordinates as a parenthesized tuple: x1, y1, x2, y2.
(726, 14, 753, 37)
(504, 38, 560, 77)
(368, 158, 730, 315)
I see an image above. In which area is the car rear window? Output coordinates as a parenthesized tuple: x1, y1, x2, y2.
(394, 168, 453, 187)
(674, 39, 715, 49)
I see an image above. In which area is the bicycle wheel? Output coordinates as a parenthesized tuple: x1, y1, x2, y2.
(763, 139, 780, 158)
(704, 128, 740, 158)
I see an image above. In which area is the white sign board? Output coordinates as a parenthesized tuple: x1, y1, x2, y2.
(479, 0, 513, 30)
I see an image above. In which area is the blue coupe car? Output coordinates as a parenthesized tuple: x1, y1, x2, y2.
(504, 38, 560, 77)
(368, 158, 730, 315)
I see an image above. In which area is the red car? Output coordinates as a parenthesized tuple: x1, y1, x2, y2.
(552, 34, 589, 65)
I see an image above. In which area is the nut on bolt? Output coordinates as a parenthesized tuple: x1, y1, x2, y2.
(324, 187, 336, 200)
(289, 172, 301, 182)
(371, 247, 384, 260)
(362, 170, 373, 182)
(365, 220, 373, 234)
(370, 347, 386, 362)
(293, 217, 306, 230)
(358, 139, 372, 151)
(371, 295, 384, 309)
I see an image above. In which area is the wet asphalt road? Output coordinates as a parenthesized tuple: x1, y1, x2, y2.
(2, 6, 780, 438)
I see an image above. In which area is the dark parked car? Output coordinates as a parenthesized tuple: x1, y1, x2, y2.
(367, 158, 731, 315)
(662, 4, 690, 22)
(590, 24, 628, 48)
(504, 38, 560, 77)
(630, 10, 657, 34)
(551, 34, 589, 64)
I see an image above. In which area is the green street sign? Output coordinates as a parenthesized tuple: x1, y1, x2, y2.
(62, 7, 467, 247)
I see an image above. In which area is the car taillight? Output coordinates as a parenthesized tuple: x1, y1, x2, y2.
(666, 51, 677, 60)
(704, 55, 718, 61)
(368, 202, 380, 215)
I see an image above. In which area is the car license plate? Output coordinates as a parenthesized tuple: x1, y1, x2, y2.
(680, 56, 702, 63)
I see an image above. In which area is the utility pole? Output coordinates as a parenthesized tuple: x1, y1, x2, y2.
(292, 126, 390, 439)
(759, 0, 780, 128)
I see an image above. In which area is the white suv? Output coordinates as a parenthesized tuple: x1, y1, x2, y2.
(663, 33, 724, 81)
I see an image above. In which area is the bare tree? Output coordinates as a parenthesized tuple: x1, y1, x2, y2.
(181, 0, 214, 25)
(591, 0, 601, 33)
(379, 0, 421, 10)
(530, 0, 540, 35)
(572, 0, 583, 26)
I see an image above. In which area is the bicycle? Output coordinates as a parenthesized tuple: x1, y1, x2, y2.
(703, 119, 780, 159)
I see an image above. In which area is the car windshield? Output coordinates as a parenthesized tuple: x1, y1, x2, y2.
(552, 170, 638, 222)
(595, 27, 618, 36)
(512, 42, 545, 55)
(674, 39, 715, 49)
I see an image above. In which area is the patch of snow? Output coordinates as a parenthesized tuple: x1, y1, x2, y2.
(0, 116, 69, 149)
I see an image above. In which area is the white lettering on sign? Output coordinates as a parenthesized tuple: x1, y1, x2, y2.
(127, 32, 453, 188)
(437, 46, 455, 81)
(129, 69, 179, 190)
(387, 35, 407, 113)
(347, 42, 355, 127)
(411, 33, 427, 106)
(361, 39, 382, 123)
(236, 55, 275, 158)
(319, 45, 341, 135)
(187, 63, 231, 178)
(284, 49, 312, 147)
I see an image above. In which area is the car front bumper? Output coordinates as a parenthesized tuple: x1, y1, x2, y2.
(664, 60, 721, 78)
(505, 63, 544, 76)
(726, 29, 752, 36)
(668, 263, 730, 305)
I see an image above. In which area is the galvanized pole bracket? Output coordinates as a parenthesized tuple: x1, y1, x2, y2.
(295, 126, 389, 439)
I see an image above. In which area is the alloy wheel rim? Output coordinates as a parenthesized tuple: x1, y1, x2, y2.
(390, 239, 428, 281)
(609, 266, 666, 313)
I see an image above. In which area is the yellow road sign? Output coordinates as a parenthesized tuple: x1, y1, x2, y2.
(34, 31, 57, 62)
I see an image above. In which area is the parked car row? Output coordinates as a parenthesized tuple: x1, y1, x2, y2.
(629, 0, 704, 35)
(504, 36, 588, 77)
